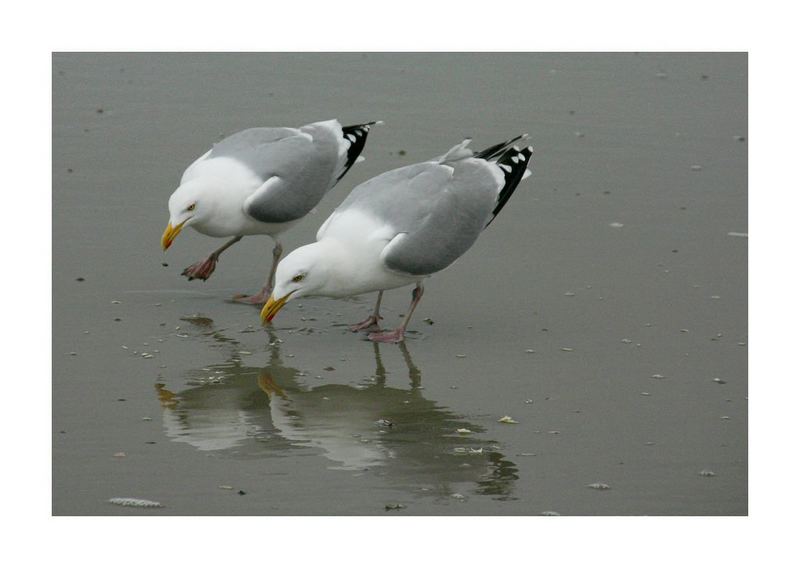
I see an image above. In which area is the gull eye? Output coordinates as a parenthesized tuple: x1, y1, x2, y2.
(187, 203, 196, 212)
(292, 274, 305, 283)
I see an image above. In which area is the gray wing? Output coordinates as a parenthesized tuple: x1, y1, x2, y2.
(209, 127, 305, 180)
(212, 125, 341, 224)
(337, 159, 501, 276)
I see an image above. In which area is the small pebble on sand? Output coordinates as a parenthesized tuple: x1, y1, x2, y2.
(108, 498, 162, 508)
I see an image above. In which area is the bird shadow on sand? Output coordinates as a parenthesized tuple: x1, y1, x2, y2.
(155, 318, 518, 500)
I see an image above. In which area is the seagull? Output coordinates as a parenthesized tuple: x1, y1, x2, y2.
(260, 135, 533, 342)
(161, 119, 378, 303)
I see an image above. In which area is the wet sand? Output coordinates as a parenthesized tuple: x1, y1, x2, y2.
(53, 53, 747, 515)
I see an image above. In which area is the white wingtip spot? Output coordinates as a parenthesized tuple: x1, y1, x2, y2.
(511, 156, 520, 164)
(518, 154, 527, 162)
(499, 164, 512, 173)
(355, 156, 366, 163)
(346, 134, 357, 142)
(375, 120, 385, 126)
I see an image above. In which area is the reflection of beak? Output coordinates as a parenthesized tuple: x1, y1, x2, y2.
(260, 292, 293, 324)
(161, 219, 188, 251)
(155, 383, 179, 409)
(257, 370, 287, 399)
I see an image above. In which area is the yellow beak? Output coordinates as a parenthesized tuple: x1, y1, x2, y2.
(161, 220, 187, 251)
(260, 293, 292, 324)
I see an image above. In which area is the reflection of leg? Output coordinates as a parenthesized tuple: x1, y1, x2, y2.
(350, 291, 384, 332)
(398, 342, 421, 388)
(233, 240, 283, 304)
(182, 236, 243, 281)
(371, 342, 387, 386)
(368, 283, 424, 343)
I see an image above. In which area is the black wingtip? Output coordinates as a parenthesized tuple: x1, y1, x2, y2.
(337, 121, 380, 181)
(475, 133, 528, 160)
(486, 144, 533, 227)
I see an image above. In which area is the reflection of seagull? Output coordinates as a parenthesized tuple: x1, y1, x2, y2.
(261, 135, 533, 342)
(161, 119, 378, 303)
(156, 319, 517, 497)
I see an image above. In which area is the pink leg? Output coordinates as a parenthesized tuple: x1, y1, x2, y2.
(182, 236, 242, 281)
(368, 284, 424, 343)
(350, 291, 384, 332)
(233, 240, 283, 304)
(181, 256, 217, 281)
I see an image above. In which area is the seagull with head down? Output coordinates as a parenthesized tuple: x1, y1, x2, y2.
(260, 135, 533, 342)
(162, 119, 378, 303)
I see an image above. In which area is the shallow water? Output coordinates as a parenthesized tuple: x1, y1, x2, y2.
(53, 53, 747, 515)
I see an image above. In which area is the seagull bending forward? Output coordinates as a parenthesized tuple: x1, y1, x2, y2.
(260, 135, 533, 342)
(162, 119, 378, 303)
